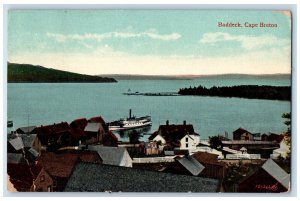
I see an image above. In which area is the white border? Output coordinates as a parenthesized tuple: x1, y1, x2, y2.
(1, 1, 299, 200)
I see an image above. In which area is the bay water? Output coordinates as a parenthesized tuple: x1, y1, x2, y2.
(7, 76, 290, 141)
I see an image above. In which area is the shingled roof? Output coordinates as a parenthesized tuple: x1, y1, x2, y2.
(262, 159, 290, 189)
(176, 156, 205, 176)
(36, 150, 102, 178)
(233, 128, 251, 135)
(20, 134, 37, 148)
(64, 162, 220, 192)
(192, 152, 223, 166)
(33, 122, 72, 144)
(84, 122, 101, 132)
(70, 118, 88, 130)
(16, 126, 36, 134)
(88, 145, 129, 166)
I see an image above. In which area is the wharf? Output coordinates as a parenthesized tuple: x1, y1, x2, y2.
(123, 92, 179, 96)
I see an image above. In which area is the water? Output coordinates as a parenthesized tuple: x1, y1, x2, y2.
(7, 76, 291, 141)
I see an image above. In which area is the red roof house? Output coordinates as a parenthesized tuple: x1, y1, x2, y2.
(36, 150, 102, 191)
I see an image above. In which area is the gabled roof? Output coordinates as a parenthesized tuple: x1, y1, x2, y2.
(70, 118, 88, 130)
(64, 162, 220, 192)
(192, 152, 223, 166)
(7, 163, 43, 191)
(88, 145, 128, 166)
(16, 126, 36, 134)
(176, 156, 205, 176)
(8, 137, 24, 151)
(20, 134, 37, 148)
(36, 150, 102, 178)
(89, 116, 106, 124)
(267, 133, 284, 143)
(149, 124, 197, 146)
(148, 131, 159, 141)
(233, 128, 251, 135)
(34, 122, 71, 137)
(84, 122, 101, 132)
(262, 159, 290, 189)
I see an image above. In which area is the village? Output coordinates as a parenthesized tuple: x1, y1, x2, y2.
(7, 115, 291, 193)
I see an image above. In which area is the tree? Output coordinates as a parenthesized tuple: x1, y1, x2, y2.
(282, 112, 291, 160)
(208, 136, 223, 151)
(128, 130, 141, 144)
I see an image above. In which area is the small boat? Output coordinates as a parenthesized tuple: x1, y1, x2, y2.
(108, 109, 152, 131)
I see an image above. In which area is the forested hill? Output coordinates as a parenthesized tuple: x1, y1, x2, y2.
(7, 63, 117, 83)
(178, 85, 291, 101)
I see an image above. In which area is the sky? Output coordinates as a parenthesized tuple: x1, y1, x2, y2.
(8, 10, 291, 75)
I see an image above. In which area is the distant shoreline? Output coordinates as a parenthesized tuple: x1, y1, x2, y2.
(99, 73, 291, 81)
(178, 85, 291, 101)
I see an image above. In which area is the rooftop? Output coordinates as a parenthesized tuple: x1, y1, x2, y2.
(64, 162, 220, 192)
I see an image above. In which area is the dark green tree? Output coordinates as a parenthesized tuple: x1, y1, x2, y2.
(208, 136, 223, 151)
(128, 130, 141, 144)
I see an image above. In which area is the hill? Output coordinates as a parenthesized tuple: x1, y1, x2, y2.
(7, 63, 117, 83)
(98, 74, 191, 80)
(99, 73, 290, 80)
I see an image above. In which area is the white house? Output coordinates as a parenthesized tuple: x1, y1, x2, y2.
(148, 121, 200, 151)
(179, 134, 200, 150)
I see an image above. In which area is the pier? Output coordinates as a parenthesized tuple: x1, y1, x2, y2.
(123, 92, 179, 96)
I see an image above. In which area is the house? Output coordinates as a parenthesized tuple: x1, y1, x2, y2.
(237, 159, 290, 192)
(32, 122, 73, 148)
(7, 136, 24, 153)
(83, 122, 105, 144)
(64, 162, 221, 192)
(192, 152, 226, 180)
(88, 116, 108, 132)
(7, 163, 53, 192)
(144, 141, 159, 155)
(163, 155, 205, 176)
(261, 133, 284, 143)
(233, 128, 253, 141)
(149, 121, 200, 150)
(8, 133, 41, 154)
(163, 152, 225, 180)
(87, 145, 132, 167)
(36, 150, 102, 191)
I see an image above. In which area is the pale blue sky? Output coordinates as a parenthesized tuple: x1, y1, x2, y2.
(8, 10, 291, 75)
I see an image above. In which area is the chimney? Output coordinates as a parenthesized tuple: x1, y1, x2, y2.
(183, 120, 186, 125)
(166, 120, 169, 126)
(129, 109, 132, 118)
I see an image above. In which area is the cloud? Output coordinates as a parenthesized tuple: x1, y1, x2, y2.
(199, 32, 290, 50)
(46, 30, 181, 43)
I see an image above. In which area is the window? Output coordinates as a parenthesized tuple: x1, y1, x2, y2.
(40, 175, 45, 182)
(186, 143, 188, 148)
(186, 137, 188, 142)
